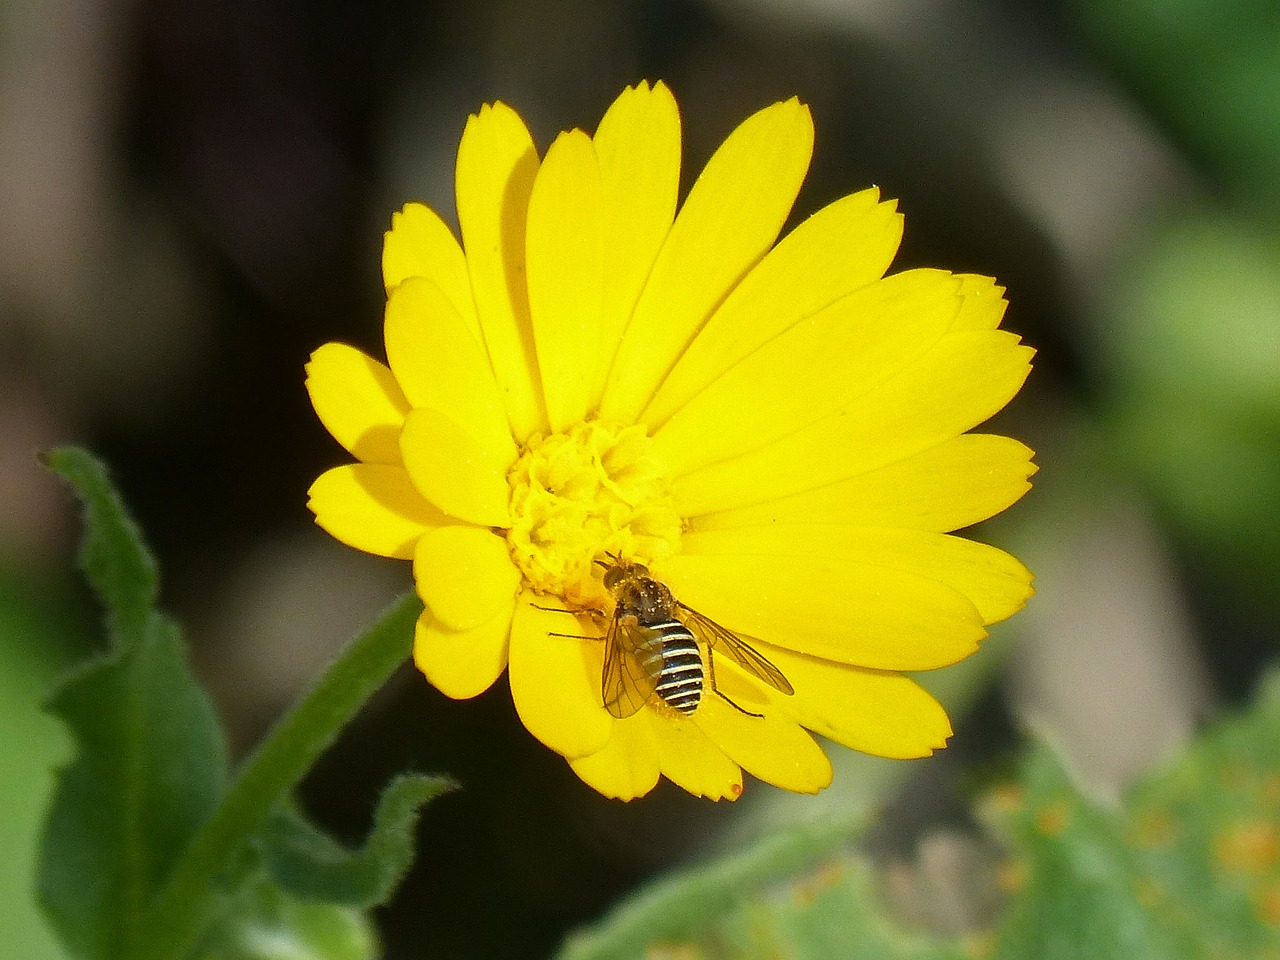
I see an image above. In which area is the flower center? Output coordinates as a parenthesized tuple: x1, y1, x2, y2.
(506, 420, 681, 609)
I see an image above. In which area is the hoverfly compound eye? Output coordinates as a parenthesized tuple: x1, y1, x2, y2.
(600, 555, 648, 591)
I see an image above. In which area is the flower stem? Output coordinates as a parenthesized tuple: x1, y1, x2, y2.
(129, 591, 423, 960)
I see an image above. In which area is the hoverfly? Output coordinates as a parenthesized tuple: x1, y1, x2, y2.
(597, 557, 794, 719)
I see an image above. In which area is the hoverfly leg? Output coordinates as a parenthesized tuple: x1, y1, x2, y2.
(706, 645, 764, 719)
(535, 601, 609, 642)
(536, 602, 592, 640)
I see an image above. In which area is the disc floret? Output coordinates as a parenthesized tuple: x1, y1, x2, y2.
(505, 420, 681, 608)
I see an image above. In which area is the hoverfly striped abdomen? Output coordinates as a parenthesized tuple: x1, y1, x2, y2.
(647, 622, 703, 714)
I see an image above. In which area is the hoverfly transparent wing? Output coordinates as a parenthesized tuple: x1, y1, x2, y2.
(678, 604, 794, 696)
(601, 615, 661, 719)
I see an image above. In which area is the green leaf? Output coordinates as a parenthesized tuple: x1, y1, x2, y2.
(42, 447, 157, 642)
(39, 616, 230, 959)
(985, 748, 1194, 960)
(192, 875, 378, 960)
(37, 449, 229, 960)
(1121, 672, 1280, 956)
(256, 773, 456, 908)
(0, 570, 89, 960)
(985, 672, 1280, 959)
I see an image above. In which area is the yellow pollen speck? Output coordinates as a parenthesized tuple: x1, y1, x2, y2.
(962, 932, 995, 960)
(995, 859, 1026, 893)
(1254, 881, 1280, 928)
(988, 783, 1024, 815)
(790, 860, 844, 906)
(506, 420, 681, 607)
(1214, 820, 1280, 874)
(1034, 801, 1071, 836)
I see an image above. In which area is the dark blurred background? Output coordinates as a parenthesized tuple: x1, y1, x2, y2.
(4, 0, 1279, 956)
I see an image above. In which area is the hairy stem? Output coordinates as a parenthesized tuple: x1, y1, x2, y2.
(130, 592, 422, 960)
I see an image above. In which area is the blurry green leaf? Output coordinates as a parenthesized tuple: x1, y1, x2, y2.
(42, 447, 157, 642)
(986, 673, 1280, 958)
(557, 816, 884, 960)
(1076, 0, 1280, 206)
(1103, 216, 1280, 412)
(37, 449, 229, 960)
(1111, 401, 1280, 578)
(561, 673, 1280, 960)
(256, 773, 455, 908)
(0, 572, 89, 960)
(1099, 214, 1280, 590)
(192, 876, 377, 960)
(1122, 672, 1280, 956)
(985, 748, 1193, 960)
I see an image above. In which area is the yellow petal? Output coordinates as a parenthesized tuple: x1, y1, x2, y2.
(653, 713, 743, 801)
(382, 203, 480, 343)
(305, 343, 410, 464)
(680, 524, 1034, 626)
(673, 330, 1034, 516)
(399, 407, 512, 527)
(643, 188, 902, 429)
(692, 696, 832, 794)
(764, 647, 953, 759)
(598, 97, 815, 422)
(692, 434, 1036, 533)
(568, 718, 661, 801)
(307, 464, 445, 559)
(592, 81, 680, 406)
(412, 606, 512, 700)
(651, 269, 966, 477)
(525, 129, 604, 431)
(952, 274, 1008, 330)
(507, 593, 613, 759)
(455, 101, 545, 441)
(654, 551, 985, 671)
(413, 525, 521, 630)
(384, 276, 516, 467)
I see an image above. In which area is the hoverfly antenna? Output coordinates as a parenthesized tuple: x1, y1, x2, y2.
(595, 551, 624, 570)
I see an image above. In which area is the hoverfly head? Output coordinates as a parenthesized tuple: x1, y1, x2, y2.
(598, 553, 648, 593)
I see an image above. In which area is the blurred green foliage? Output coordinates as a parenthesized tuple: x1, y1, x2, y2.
(1101, 215, 1280, 597)
(1077, 0, 1280, 209)
(1075, 0, 1280, 607)
(192, 877, 377, 960)
(0, 570, 85, 959)
(559, 672, 1280, 960)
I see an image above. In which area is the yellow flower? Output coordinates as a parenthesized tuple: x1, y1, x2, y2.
(305, 81, 1035, 801)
